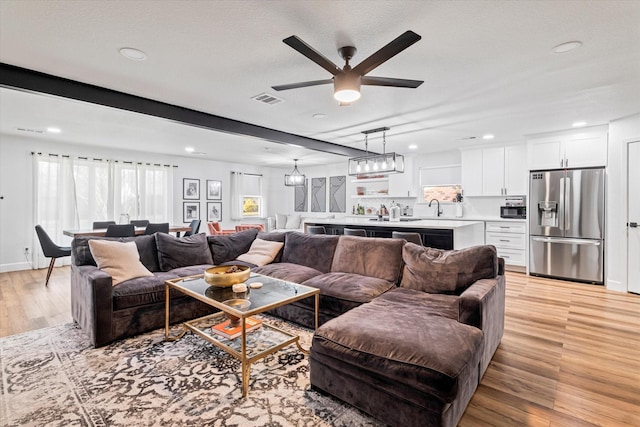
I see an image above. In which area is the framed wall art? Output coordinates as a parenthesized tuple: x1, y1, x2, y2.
(207, 180, 222, 200)
(183, 202, 200, 223)
(311, 177, 326, 212)
(183, 178, 200, 200)
(207, 202, 222, 222)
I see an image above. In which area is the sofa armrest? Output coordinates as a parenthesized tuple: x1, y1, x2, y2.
(71, 264, 114, 347)
(459, 274, 506, 377)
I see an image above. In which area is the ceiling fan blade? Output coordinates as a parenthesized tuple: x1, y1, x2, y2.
(351, 30, 421, 77)
(271, 79, 333, 91)
(283, 36, 342, 76)
(361, 76, 423, 88)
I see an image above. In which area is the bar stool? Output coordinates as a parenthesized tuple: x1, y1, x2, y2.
(392, 231, 422, 246)
(306, 226, 327, 235)
(343, 228, 367, 237)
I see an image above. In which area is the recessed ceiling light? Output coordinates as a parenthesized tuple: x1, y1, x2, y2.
(482, 134, 494, 140)
(408, 144, 418, 150)
(552, 41, 582, 54)
(46, 127, 61, 133)
(312, 113, 326, 119)
(185, 147, 195, 153)
(119, 47, 148, 61)
(572, 121, 587, 127)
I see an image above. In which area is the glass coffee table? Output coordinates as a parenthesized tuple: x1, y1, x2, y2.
(165, 272, 319, 397)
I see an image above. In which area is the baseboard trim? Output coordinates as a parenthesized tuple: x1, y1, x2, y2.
(0, 262, 33, 273)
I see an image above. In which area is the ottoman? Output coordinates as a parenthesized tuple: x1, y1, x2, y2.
(309, 292, 484, 427)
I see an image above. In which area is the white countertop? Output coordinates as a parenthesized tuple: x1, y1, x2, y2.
(304, 218, 484, 230)
(343, 215, 526, 223)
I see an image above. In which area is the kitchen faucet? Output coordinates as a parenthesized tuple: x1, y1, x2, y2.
(428, 199, 443, 217)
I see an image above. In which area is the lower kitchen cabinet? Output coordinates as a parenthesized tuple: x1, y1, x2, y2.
(485, 221, 526, 271)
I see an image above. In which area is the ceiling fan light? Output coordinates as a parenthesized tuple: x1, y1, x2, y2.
(334, 73, 361, 103)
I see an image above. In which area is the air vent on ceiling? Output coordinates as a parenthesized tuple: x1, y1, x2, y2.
(16, 127, 45, 134)
(251, 92, 285, 105)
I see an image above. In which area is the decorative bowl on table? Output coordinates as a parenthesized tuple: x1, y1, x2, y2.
(204, 265, 250, 287)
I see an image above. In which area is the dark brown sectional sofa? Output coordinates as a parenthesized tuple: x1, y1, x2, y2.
(70, 228, 505, 427)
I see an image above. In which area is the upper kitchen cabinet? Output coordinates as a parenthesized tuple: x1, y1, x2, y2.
(388, 156, 415, 197)
(461, 145, 527, 197)
(527, 126, 608, 170)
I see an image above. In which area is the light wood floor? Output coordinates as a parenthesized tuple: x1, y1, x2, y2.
(1, 267, 639, 426)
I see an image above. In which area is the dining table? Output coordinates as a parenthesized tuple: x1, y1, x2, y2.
(63, 225, 192, 237)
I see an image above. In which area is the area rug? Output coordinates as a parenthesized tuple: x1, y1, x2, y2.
(0, 318, 383, 427)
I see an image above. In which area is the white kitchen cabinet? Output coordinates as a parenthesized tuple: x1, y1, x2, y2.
(485, 221, 526, 270)
(527, 127, 607, 170)
(462, 145, 527, 197)
(388, 156, 415, 197)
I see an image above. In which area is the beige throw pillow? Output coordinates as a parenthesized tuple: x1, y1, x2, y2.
(236, 238, 284, 267)
(88, 240, 154, 286)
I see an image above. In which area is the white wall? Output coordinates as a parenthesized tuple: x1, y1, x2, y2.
(0, 133, 287, 272)
(606, 113, 640, 292)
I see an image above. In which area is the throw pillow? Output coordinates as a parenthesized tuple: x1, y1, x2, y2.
(285, 214, 301, 229)
(237, 238, 284, 267)
(88, 240, 154, 286)
(400, 244, 498, 294)
(155, 233, 213, 271)
(207, 228, 259, 265)
(275, 213, 288, 229)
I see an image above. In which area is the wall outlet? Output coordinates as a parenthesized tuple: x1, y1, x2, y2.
(24, 247, 29, 255)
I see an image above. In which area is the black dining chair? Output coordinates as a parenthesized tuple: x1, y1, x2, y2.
(343, 228, 367, 237)
(105, 224, 136, 237)
(392, 231, 423, 246)
(144, 222, 170, 235)
(306, 226, 327, 235)
(183, 219, 201, 236)
(92, 220, 116, 229)
(35, 225, 72, 287)
(130, 219, 150, 227)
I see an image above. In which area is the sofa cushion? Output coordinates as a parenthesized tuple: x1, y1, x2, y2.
(331, 236, 405, 283)
(257, 231, 287, 263)
(281, 232, 339, 274)
(253, 262, 323, 284)
(155, 233, 213, 271)
(112, 271, 186, 310)
(311, 296, 483, 404)
(300, 272, 395, 314)
(168, 263, 216, 278)
(400, 244, 498, 294)
(72, 235, 160, 272)
(375, 287, 460, 321)
(236, 238, 284, 267)
(207, 228, 258, 265)
(88, 240, 154, 286)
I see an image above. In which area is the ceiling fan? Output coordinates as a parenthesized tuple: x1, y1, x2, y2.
(272, 30, 423, 104)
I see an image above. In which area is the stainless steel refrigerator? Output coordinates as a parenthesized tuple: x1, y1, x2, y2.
(529, 168, 605, 284)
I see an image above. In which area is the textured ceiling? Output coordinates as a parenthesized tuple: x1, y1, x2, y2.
(1, 1, 639, 167)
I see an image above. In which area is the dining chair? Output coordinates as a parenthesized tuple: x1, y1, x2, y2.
(343, 228, 367, 237)
(130, 219, 150, 227)
(35, 225, 71, 287)
(92, 220, 116, 229)
(306, 226, 327, 235)
(144, 222, 170, 235)
(392, 231, 423, 246)
(183, 219, 201, 236)
(105, 224, 136, 237)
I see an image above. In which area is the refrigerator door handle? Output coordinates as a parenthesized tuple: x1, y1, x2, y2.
(559, 177, 565, 231)
(531, 237, 601, 246)
(564, 176, 571, 232)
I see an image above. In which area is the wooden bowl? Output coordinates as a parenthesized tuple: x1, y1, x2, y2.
(204, 265, 251, 287)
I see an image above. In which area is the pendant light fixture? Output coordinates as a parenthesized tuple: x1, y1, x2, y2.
(284, 159, 306, 186)
(348, 127, 405, 176)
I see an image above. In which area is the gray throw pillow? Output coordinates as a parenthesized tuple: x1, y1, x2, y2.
(207, 228, 258, 265)
(400, 244, 498, 294)
(155, 233, 213, 271)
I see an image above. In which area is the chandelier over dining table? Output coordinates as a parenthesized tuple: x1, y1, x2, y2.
(347, 127, 404, 176)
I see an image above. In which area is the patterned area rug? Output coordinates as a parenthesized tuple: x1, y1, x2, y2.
(0, 318, 382, 427)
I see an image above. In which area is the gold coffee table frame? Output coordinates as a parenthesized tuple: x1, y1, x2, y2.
(165, 273, 319, 397)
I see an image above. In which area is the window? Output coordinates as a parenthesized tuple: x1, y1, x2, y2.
(419, 164, 462, 203)
(242, 174, 263, 217)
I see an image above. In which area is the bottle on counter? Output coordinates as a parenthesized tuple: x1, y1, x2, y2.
(389, 201, 401, 222)
(455, 202, 463, 218)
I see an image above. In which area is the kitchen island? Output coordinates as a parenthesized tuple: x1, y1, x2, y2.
(303, 218, 485, 250)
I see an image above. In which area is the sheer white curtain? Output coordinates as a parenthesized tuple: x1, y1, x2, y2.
(230, 171, 244, 220)
(32, 154, 174, 268)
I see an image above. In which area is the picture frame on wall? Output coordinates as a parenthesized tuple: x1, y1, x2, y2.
(183, 178, 200, 200)
(207, 202, 222, 222)
(183, 202, 200, 223)
(206, 180, 222, 200)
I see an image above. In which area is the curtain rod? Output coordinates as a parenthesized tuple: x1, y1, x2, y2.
(30, 152, 178, 168)
(231, 171, 263, 177)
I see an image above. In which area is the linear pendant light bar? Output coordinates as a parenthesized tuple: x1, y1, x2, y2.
(348, 126, 404, 176)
